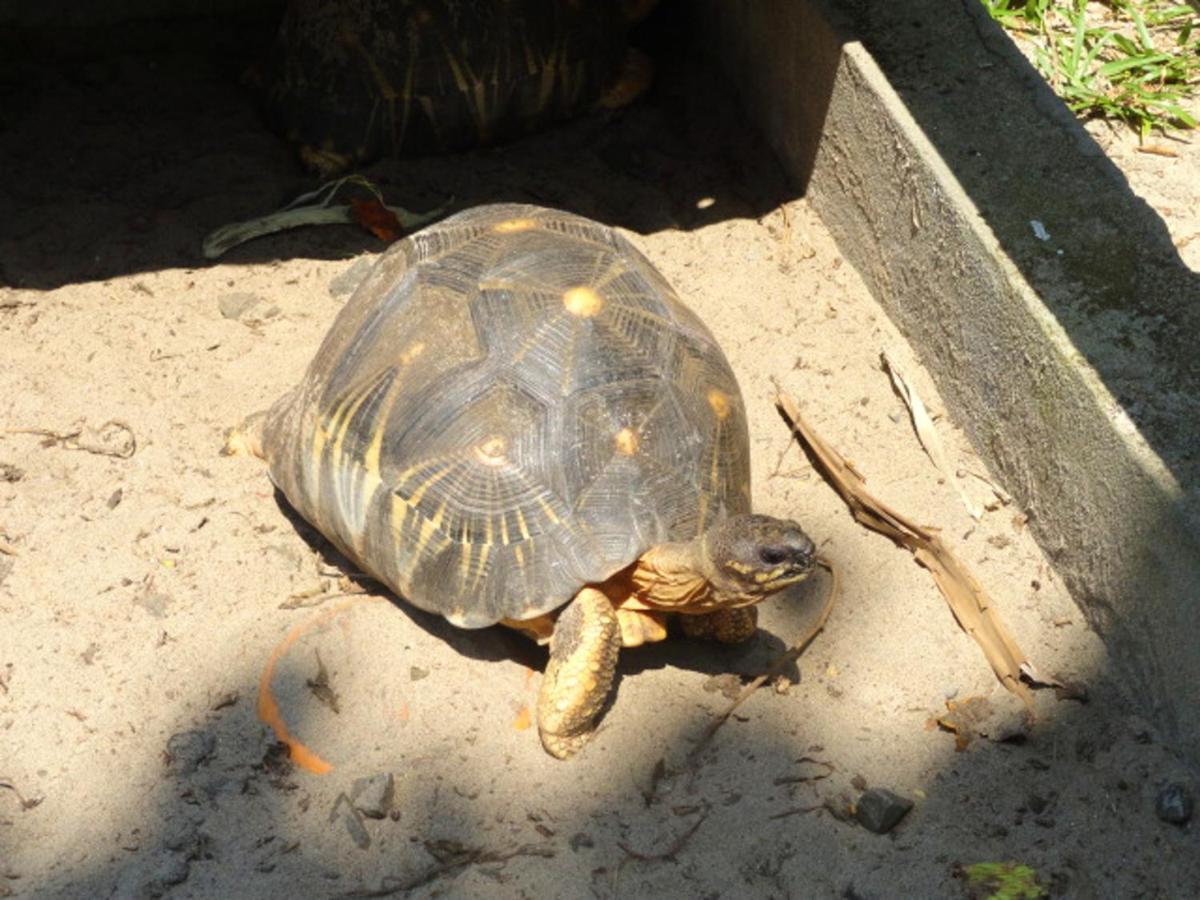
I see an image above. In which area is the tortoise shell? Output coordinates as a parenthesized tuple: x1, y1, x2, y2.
(257, 0, 630, 163)
(260, 204, 751, 627)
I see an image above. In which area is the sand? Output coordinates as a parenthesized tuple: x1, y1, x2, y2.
(1, 12, 1197, 899)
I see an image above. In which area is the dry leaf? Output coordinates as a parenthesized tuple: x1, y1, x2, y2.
(962, 467, 1013, 506)
(882, 351, 983, 520)
(350, 197, 403, 243)
(938, 694, 1031, 750)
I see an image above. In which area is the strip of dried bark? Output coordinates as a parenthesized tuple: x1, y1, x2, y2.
(774, 389, 1038, 710)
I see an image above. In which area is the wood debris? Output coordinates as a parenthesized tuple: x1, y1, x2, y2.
(775, 388, 1047, 710)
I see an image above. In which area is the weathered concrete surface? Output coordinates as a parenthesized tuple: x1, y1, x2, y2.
(701, 0, 1200, 761)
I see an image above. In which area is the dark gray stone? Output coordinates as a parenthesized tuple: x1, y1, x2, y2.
(1155, 783, 1194, 825)
(570, 832, 595, 851)
(855, 788, 914, 834)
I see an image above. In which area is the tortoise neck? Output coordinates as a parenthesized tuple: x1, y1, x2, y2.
(630, 537, 751, 610)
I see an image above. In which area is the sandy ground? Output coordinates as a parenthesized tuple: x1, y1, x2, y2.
(2, 12, 1198, 900)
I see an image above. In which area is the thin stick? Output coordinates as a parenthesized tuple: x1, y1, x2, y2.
(0, 778, 42, 810)
(688, 558, 839, 761)
(767, 803, 826, 821)
(6, 420, 136, 459)
(617, 809, 709, 862)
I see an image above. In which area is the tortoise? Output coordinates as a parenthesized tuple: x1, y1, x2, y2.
(255, 0, 657, 174)
(231, 204, 816, 758)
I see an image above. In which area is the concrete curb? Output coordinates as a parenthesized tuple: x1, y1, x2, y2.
(701, 0, 1200, 760)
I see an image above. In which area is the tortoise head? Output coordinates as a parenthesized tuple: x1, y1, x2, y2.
(704, 514, 817, 602)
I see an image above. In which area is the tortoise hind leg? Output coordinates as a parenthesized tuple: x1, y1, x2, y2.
(680, 607, 758, 644)
(537, 587, 621, 759)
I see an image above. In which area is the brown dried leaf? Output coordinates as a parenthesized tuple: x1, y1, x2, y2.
(882, 351, 983, 520)
(350, 197, 403, 243)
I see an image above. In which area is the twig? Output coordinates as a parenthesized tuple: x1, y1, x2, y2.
(773, 386, 1039, 709)
(0, 778, 43, 811)
(1136, 144, 1179, 158)
(767, 803, 826, 821)
(6, 420, 136, 459)
(687, 559, 839, 762)
(335, 844, 554, 897)
(772, 755, 835, 785)
(617, 809, 709, 862)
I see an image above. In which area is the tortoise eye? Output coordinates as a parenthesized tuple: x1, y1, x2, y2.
(759, 547, 787, 566)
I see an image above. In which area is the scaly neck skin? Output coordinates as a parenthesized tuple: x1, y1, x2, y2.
(629, 537, 756, 611)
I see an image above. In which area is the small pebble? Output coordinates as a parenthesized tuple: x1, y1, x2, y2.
(1155, 783, 1194, 825)
(570, 832, 595, 851)
(855, 788, 914, 834)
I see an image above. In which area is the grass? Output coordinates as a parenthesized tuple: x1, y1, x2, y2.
(980, 0, 1200, 139)
(960, 861, 1047, 899)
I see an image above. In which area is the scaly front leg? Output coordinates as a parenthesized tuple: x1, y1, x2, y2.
(537, 587, 621, 759)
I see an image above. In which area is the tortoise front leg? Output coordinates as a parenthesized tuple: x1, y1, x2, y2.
(680, 607, 758, 644)
(537, 587, 621, 759)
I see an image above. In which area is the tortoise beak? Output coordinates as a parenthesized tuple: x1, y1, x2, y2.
(763, 530, 817, 588)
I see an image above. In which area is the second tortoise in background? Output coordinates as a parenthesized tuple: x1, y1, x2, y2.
(255, 0, 657, 174)
(233, 203, 816, 757)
